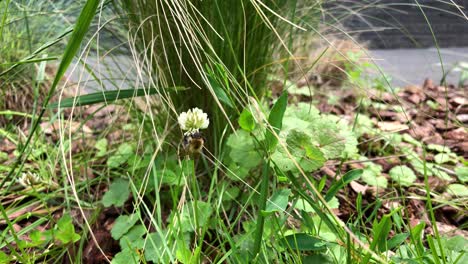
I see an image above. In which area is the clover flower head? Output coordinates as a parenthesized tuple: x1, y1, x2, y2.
(17, 172, 40, 187)
(178, 108, 209, 135)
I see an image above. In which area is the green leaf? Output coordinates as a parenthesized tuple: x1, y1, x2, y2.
(389, 166, 417, 187)
(144, 232, 166, 263)
(434, 153, 455, 164)
(427, 144, 451, 153)
(0, 152, 7, 163)
(180, 159, 194, 176)
(102, 179, 130, 207)
(266, 91, 288, 151)
(316, 135, 344, 159)
(325, 169, 363, 202)
(294, 198, 314, 213)
(50, 88, 161, 108)
(119, 225, 146, 250)
(128, 154, 152, 170)
(411, 222, 426, 254)
(238, 109, 255, 132)
(287, 130, 318, 158)
(263, 189, 291, 215)
(272, 130, 325, 174)
(361, 163, 387, 188)
(281, 104, 358, 159)
(176, 238, 193, 263)
(327, 197, 340, 209)
(282, 233, 328, 251)
(111, 213, 140, 240)
(107, 143, 134, 168)
(455, 166, 468, 183)
(226, 130, 262, 170)
(111, 248, 140, 264)
(95, 138, 108, 157)
(372, 213, 393, 253)
(446, 184, 468, 197)
(387, 233, 409, 250)
(364, 209, 400, 264)
(55, 215, 80, 244)
(409, 159, 452, 180)
(42, 230, 53, 245)
(156, 169, 182, 186)
(309, 114, 358, 159)
(304, 144, 327, 165)
(282, 116, 311, 134)
(410, 158, 433, 176)
(272, 130, 326, 172)
(222, 186, 241, 202)
(432, 167, 452, 181)
(445, 235, 467, 252)
(177, 201, 213, 232)
(283, 105, 309, 131)
(402, 133, 422, 147)
(0, 251, 10, 264)
(294, 197, 338, 214)
(225, 162, 250, 181)
(30, 230, 46, 246)
(207, 74, 234, 108)
(151, 158, 192, 187)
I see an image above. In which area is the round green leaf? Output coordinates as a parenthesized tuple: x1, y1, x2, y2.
(389, 166, 417, 187)
(455, 166, 468, 183)
(238, 109, 255, 132)
(0, 251, 10, 263)
(226, 130, 262, 170)
(111, 213, 140, 240)
(361, 164, 387, 188)
(95, 138, 108, 157)
(446, 184, 468, 197)
(102, 179, 130, 207)
(263, 189, 291, 215)
(434, 153, 455, 164)
(55, 215, 80, 244)
(427, 144, 451, 153)
(111, 248, 140, 264)
(107, 143, 134, 168)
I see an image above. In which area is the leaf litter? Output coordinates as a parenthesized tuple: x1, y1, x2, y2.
(288, 77, 467, 240)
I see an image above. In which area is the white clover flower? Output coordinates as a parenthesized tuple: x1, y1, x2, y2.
(17, 172, 41, 187)
(178, 108, 209, 135)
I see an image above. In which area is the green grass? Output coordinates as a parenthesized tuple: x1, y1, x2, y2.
(1, 0, 467, 263)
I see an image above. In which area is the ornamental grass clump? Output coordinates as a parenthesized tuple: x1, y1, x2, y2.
(119, 0, 319, 151)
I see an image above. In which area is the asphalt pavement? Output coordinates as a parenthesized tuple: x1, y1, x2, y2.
(66, 47, 468, 91)
(369, 47, 468, 87)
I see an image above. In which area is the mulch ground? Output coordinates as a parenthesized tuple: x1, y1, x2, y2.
(308, 78, 467, 237)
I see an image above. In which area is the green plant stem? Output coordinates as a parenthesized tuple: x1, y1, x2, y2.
(0, 202, 27, 261)
(252, 159, 269, 259)
(0, 0, 12, 42)
(421, 148, 446, 263)
(0, 128, 17, 144)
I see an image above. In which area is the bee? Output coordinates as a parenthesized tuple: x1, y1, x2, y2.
(179, 131, 205, 158)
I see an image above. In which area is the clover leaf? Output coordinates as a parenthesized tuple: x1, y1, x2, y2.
(389, 165, 417, 187)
